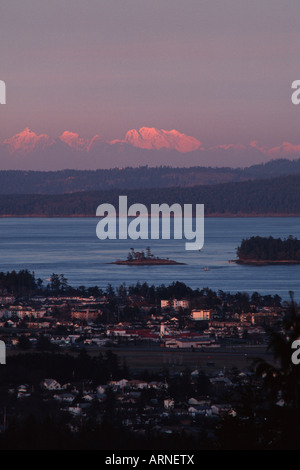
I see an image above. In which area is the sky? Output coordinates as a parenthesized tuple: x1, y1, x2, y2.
(1, 0, 300, 151)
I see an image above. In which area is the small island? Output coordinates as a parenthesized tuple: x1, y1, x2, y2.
(112, 247, 186, 266)
(233, 235, 300, 265)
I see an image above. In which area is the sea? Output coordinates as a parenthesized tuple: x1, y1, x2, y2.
(0, 217, 299, 301)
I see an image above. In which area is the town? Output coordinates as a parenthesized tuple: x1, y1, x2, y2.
(0, 272, 282, 352)
(0, 269, 291, 449)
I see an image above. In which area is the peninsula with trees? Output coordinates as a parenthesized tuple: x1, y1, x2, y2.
(235, 235, 300, 265)
(112, 247, 185, 266)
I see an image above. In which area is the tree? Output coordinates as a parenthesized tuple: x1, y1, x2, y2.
(217, 292, 300, 450)
(60, 274, 69, 293)
(36, 335, 56, 351)
(106, 284, 115, 298)
(18, 335, 32, 350)
(50, 273, 61, 293)
(255, 292, 300, 411)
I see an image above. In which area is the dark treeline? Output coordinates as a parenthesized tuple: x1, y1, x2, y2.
(0, 270, 282, 313)
(0, 349, 209, 450)
(0, 173, 299, 216)
(0, 350, 126, 386)
(216, 294, 300, 449)
(0, 351, 207, 450)
(1, 297, 300, 449)
(237, 235, 300, 261)
(0, 270, 38, 297)
(0, 166, 243, 194)
(0, 415, 200, 450)
(0, 270, 103, 298)
(0, 158, 300, 194)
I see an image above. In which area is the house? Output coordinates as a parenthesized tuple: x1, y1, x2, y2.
(40, 378, 62, 391)
(188, 405, 210, 416)
(17, 384, 31, 399)
(106, 327, 128, 337)
(161, 299, 190, 310)
(83, 393, 96, 402)
(211, 404, 234, 416)
(96, 385, 107, 397)
(188, 397, 202, 406)
(149, 381, 167, 389)
(210, 377, 232, 387)
(71, 309, 101, 321)
(53, 393, 75, 403)
(173, 299, 190, 310)
(191, 310, 211, 321)
(18, 384, 29, 393)
(109, 379, 128, 389)
(67, 406, 82, 416)
(164, 399, 174, 410)
(127, 380, 148, 390)
(191, 370, 199, 378)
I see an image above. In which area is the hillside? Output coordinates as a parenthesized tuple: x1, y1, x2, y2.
(0, 174, 299, 217)
(0, 158, 300, 194)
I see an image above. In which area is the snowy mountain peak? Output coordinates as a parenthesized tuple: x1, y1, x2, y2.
(3, 128, 52, 153)
(113, 127, 202, 153)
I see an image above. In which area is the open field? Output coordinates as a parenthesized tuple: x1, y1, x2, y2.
(6, 344, 276, 374)
(101, 345, 275, 374)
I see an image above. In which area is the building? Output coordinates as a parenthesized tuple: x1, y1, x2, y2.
(161, 299, 190, 309)
(165, 336, 217, 349)
(191, 309, 211, 321)
(174, 299, 190, 309)
(71, 309, 101, 321)
(40, 378, 62, 391)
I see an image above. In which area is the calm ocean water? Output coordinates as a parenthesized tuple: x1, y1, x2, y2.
(0, 217, 299, 300)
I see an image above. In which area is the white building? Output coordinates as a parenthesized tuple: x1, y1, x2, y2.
(40, 378, 62, 391)
(191, 309, 211, 321)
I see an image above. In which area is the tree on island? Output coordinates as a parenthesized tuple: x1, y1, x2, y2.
(237, 235, 300, 261)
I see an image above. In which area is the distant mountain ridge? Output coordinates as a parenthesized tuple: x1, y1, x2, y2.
(1, 127, 300, 170)
(0, 158, 299, 194)
(1, 127, 202, 154)
(0, 173, 299, 217)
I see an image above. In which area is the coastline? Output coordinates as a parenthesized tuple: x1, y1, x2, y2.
(0, 213, 300, 218)
(231, 259, 300, 266)
(110, 260, 186, 266)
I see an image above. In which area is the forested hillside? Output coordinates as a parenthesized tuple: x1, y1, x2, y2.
(237, 236, 300, 261)
(0, 158, 299, 194)
(0, 174, 299, 216)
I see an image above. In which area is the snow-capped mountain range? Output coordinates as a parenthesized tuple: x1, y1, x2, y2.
(0, 127, 299, 170)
